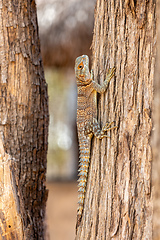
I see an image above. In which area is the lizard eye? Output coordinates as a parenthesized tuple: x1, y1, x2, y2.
(78, 62, 84, 70)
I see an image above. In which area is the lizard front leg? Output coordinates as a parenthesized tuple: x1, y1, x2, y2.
(84, 118, 117, 139)
(91, 67, 115, 94)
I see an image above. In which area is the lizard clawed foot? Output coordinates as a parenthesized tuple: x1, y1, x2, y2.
(107, 67, 115, 75)
(99, 121, 117, 138)
(102, 121, 117, 132)
(106, 67, 116, 83)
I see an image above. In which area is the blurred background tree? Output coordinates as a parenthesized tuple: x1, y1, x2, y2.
(36, 0, 160, 239)
(36, 0, 96, 239)
(37, 0, 96, 180)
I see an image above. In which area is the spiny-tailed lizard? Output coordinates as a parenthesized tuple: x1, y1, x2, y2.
(75, 55, 116, 229)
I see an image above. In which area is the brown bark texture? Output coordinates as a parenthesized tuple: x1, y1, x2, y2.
(0, 1, 49, 239)
(76, 0, 156, 239)
(152, 1, 160, 239)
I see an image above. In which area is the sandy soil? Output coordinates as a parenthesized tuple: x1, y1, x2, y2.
(46, 182, 77, 240)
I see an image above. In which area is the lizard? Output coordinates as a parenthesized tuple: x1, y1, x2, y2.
(75, 55, 116, 229)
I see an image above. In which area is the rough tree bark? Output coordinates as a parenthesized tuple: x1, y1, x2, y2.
(76, 0, 156, 239)
(0, 1, 49, 239)
(152, 1, 160, 240)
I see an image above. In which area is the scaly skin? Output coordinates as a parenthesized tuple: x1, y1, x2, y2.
(75, 55, 116, 229)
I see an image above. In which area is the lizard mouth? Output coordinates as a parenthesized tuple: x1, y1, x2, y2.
(79, 74, 84, 78)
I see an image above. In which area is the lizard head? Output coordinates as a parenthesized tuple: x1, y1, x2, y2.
(75, 55, 90, 83)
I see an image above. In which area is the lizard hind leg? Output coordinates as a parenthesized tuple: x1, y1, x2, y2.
(84, 118, 117, 139)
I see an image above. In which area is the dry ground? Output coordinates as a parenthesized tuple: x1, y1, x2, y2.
(46, 182, 77, 240)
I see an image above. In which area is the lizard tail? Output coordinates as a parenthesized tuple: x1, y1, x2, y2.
(77, 144, 90, 227)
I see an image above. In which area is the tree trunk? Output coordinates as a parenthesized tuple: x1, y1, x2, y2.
(152, 1, 160, 239)
(0, 1, 49, 239)
(76, 0, 155, 239)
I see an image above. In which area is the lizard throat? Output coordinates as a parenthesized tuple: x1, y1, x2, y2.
(77, 78, 92, 86)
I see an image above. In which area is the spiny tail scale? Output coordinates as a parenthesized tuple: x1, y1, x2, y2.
(76, 134, 91, 227)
